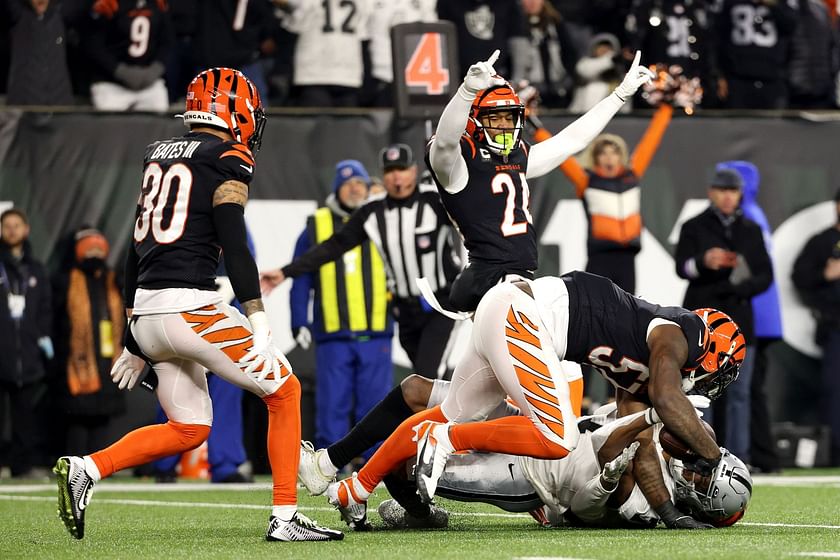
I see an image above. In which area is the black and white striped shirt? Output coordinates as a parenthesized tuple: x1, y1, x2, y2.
(282, 183, 461, 301)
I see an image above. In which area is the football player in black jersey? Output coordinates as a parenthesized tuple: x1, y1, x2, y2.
(426, 50, 655, 312)
(325, 271, 745, 529)
(53, 68, 342, 543)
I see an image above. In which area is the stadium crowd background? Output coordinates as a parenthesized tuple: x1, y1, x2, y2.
(1, 0, 839, 482)
(1, 0, 838, 110)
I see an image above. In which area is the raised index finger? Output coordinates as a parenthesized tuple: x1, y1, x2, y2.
(631, 50, 641, 69)
(486, 49, 500, 67)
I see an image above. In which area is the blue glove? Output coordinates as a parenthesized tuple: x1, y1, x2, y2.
(419, 296, 434, 313)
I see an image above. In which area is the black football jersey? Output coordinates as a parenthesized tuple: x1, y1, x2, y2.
(427, 136, 537, 271)
(133, 131, 254, 291)
(85, 0, 174, 82)
(561, 271, 708, 394)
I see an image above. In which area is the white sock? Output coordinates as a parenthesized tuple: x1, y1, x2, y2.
(82, 455, 101, 482)
(317, 450, 338, 477)
(272, 505, 296, 522)
(349, 474, 371, 501)
(435, 423, 455, 454)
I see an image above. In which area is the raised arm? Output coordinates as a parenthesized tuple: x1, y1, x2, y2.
(630, 104, 674, 178)
(429, 50, 505, 193)
(526, 51, 654, 179)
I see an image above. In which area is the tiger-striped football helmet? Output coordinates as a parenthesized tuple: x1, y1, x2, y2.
(183, 67, 266, 152)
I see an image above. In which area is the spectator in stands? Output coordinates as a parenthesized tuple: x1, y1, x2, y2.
(674, 168, 773, 466)
(792, 188, 840, 467)
(437, 0, 529, 83)
(364, 0, 436, 107)
(718, 161, 781, 473)
(278, 0, 373, 107)
(53, 228, 125, 456)
(4, 0, 73, 106)
(554, 100, 673, 294)
(0, 208, 53, 478)
(163, 0, 197, 102)
(787, 0, 839, 109)
(194, 0, 275, 102)
(521, 0, 579, 108)
(83, 0, 174, 112)
(715, 0, 799, 109)
(625, 0, 721, 107)
(569, 33, 626, 113)
(288, 160, 393, 452)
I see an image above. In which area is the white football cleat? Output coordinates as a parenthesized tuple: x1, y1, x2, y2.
(53, 456, 95, 539)
(265, 512, 344, 541)
(414, 421, 454, 504)
(326, 474, 371, 530)
(297, 441, 334, 496)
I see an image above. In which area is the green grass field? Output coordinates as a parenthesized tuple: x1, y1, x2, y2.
(1, 473, 839, 560)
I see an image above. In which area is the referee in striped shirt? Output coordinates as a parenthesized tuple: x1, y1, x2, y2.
(261, 143, 461, 379)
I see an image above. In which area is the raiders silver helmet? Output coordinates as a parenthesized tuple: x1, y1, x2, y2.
(670, 448, 752, 526)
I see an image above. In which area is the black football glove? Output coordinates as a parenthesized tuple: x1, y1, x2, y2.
(655, 501, 714, 529)
(683, 452, 722, 477)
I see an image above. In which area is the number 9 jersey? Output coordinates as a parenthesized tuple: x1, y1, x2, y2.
(132, 131, 255, 292)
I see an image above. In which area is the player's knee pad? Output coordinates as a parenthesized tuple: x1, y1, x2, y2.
(169, 421, 211, 451)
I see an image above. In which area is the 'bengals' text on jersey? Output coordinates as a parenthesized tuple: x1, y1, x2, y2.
(427, 136, 537, 271)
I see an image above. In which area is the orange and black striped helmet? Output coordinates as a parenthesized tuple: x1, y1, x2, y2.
(689, 308, 746, 399)
(183, 67, 266, 152)
(466, 83, 525, 156)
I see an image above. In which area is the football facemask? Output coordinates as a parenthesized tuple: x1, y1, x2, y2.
(687, 308, 746, 400)
(671, 448, 752, 526)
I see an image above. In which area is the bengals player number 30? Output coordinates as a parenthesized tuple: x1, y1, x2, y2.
(52, 68, 344, 543)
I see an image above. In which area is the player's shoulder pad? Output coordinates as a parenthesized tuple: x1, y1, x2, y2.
(218, 141, 255, 166)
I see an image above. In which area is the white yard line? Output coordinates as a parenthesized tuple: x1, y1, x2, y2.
(790, 554, 840, 558)
(2, 475, 838, 494)
(3, 494, 839, 529)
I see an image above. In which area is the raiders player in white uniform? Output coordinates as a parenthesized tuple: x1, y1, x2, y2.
(419, 384, 678, 528)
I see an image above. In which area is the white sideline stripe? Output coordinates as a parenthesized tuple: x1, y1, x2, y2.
(790, 554, 840, 558)
(2, 475, 838, 493)
(4, 495, 840, 529)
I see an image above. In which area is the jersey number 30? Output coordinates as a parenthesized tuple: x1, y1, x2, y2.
(134, 163, 193, 244)
(492, 172, 533, 237)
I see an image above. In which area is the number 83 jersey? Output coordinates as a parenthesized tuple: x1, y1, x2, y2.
(133, 131, 254, 291)
(428, 135, 537, 271)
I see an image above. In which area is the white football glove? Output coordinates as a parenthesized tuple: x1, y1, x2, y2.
(687, 394, 711, 410)
(295, 326, 312, 350)
(240, 311, 285, 382)
(602, 441, 640, 484)
(461, 49, 506, 97)
(613, 50, 655, 102)
(111, 347, 147, 390)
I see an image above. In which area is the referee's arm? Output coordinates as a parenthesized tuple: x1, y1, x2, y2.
(281, 206, 371, 279)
